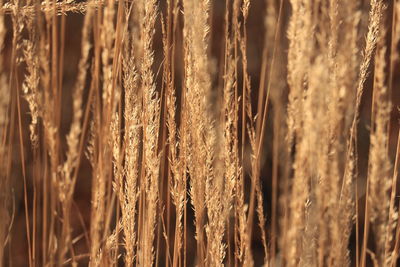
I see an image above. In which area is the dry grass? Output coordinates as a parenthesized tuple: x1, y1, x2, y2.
(0, 0, 400, 266)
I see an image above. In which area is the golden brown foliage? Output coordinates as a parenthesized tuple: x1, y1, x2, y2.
(0, 0, 399, 266)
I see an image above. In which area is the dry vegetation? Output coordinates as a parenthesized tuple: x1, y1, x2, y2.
(0, 0, 400, 266)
